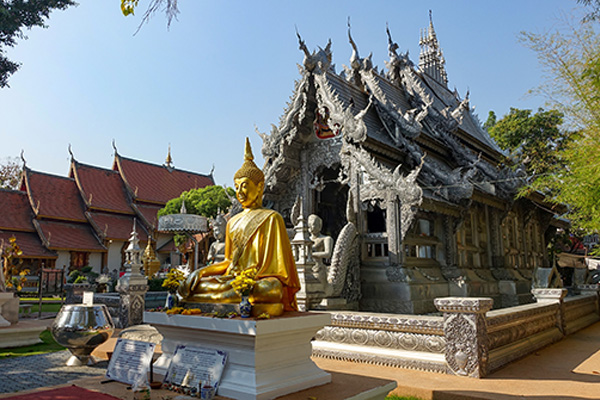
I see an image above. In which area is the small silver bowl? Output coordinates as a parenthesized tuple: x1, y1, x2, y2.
(51, 304, 115, 366)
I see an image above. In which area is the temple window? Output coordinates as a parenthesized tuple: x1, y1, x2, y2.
(501, 212, 522, 268)
(456, 211, 483, 268)
(525, 219, 544, 269)
(363, 204, 389, 260)
(404, 216, 440, 264)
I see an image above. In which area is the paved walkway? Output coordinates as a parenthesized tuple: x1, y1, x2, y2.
(316, 321, 600, 400)
(0, 321, 599, 399)
(0, 351, 108, 394)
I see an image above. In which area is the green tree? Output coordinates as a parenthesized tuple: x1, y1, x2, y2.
(158, 185, 234, 247)
(0, 157, 22, 189)
(482, 110, 497, 132)
(0, 0, 75, 88)
(578, 0, 600, 22)
(488, 108, 572, 180)
(158, 185, 234, 219)
(520, 14, 600, 234)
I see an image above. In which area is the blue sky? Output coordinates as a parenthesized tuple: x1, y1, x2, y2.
(0, 1, 585, 186)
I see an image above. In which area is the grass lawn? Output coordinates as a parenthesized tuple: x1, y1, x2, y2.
(19, 302, 63, 314)
(19, 297, 62, 301)
(386, 396, 424, 400)
(0, 330, 64, 359)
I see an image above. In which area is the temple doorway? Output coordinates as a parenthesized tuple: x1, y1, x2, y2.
(313, 166, 348, 240)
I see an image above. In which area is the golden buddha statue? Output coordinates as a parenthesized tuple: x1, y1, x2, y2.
(178, 138, 300, 316)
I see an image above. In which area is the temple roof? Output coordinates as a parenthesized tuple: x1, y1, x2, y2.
(0, 189, 35, 232)
(0, 231, 57, 259)
(132, 203, 163, 229)
(34, 219, 105, 252)
(86, 211, 147, 241)
(70, 161, 134, 214)
(114, 154, 214, 205)
(156, 238, 177, 253)
(21, 168, 87, 222)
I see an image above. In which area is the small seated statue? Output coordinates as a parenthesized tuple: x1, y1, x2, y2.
(178, 138, 301, 316)
(308, 214, 333, 286)
(206, 214, 226, 264)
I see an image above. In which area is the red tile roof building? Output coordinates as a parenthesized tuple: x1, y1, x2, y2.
(0, 149, 214, 275)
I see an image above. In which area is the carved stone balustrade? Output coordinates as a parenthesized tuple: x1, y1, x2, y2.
(434, 297, 493, 378)
(313, 292, 600, 379)
(312, 311, 447, 373)
(563, 294, 600, 335)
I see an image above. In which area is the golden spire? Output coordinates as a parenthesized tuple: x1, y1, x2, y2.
(165, 143, 173, 169)
(234, 137, 264, 185)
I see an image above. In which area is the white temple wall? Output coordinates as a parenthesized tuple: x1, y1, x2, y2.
(106, 240, 124, 274)
(55, 251, 70, 271)
(88, 252, 103, 274)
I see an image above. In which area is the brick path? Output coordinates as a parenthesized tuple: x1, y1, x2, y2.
(0, 351, 107, 394)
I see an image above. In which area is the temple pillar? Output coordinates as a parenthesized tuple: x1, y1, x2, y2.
(532, 288, 568, 335)
(386, 195, 402, 266)
(434, 297, 493, 378)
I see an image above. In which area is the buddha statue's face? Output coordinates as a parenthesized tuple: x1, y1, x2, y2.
(234, 177, 263, 209)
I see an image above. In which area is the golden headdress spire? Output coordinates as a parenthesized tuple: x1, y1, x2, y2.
(234, 137, 264, 185)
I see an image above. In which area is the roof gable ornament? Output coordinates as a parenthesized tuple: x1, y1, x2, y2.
(296, 28, 333, 74)
(384, 24, 411, 87)
(418, 10, 448, 86)
(344, 18, 372, 89)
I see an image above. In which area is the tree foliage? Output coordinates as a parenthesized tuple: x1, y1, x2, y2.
(578, 0, 600, 22)
(120, 0, 179, 32)
(0, 157, 22, 189)
(487, 108, 572, 180)
(520, 15, 600, 234)
(0, 0, 75, 88)
(158, 185, 234, 219)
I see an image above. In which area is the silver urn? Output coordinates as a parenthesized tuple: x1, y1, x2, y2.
(51, 304, 115, 366)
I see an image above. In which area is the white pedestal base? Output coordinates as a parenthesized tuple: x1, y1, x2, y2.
(144, 311, 332, 400)
(0, 323, 45, 348)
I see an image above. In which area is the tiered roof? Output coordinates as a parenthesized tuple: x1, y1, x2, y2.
(34, 219, 106, 252)
(21, 169, 87, 222)
(71, 161, 134, 214)
(0, 189, 56, 258)
(0, 148, 213, 259)
(86, 211, 147, 242)
(114, 155, 214, 205)
(263, 15, 518, 210)
(0, 190, 35, 232)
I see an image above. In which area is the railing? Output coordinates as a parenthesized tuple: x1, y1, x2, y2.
(312, 286, 600, 378)
(312, 311, 447, 373)
(362, 233, 389, 261)
(564, 293, 600, 335)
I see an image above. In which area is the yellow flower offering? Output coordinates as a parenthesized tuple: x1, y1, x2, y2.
(231, 267, 257, 296)
(162, 269, 185, 293)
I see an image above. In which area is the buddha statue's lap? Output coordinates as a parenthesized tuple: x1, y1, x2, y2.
(177, 138, 300, 317)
